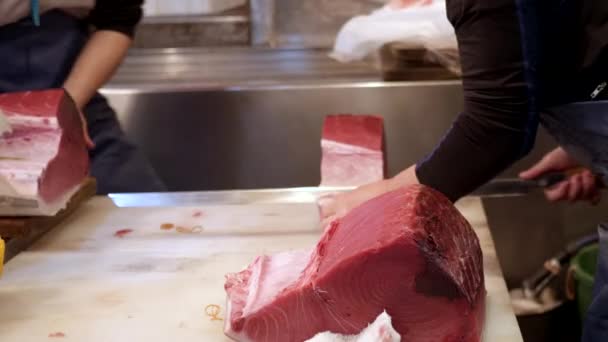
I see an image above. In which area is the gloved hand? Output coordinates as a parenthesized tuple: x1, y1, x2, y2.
(520, 147, 601, 204)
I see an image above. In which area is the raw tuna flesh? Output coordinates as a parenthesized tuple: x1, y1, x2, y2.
(0, 89, 89, 216)
(305, 311, 400, 342)
(224, 185, 485, 342)
(320, 115, 385, 187)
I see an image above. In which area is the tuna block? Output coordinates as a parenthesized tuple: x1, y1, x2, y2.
(0, 89, 89, 216)
(224, 185, 485, 342)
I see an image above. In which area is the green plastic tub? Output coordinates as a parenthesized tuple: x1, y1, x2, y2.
(570, 244, 599, 320)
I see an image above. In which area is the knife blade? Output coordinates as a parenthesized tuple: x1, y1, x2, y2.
(470, 170, 600, 197)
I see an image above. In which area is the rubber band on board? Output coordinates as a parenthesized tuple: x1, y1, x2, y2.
(205, 304, 223, 321)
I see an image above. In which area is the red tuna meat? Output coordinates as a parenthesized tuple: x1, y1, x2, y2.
(320, 115, 385, 187)
(225, 185, 485, 342)
(0, 89, 89, 216)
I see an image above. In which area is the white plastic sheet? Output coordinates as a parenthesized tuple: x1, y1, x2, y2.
(331, 0, 458, 69)
(305, 311, 401, 342)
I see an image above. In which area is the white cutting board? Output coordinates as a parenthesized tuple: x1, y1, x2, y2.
(0, 197, 522, 342)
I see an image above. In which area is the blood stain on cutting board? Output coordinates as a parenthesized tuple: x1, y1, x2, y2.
(159, 209, 205, 233)
(114, 229, 134, 238)
(176, 225, 203, 234)
(159, 223, 203, 234)
(118, 262, 155, 273)
(113, 258, 201, 273)
(97, 291, 125, 307)
(160, 223, 175, 230)
(263, 212, 280, 217)
(48, 332, 65, 338)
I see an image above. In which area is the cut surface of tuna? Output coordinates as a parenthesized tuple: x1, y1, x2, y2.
(224, 185, 485, 342)
(305, 311, 400, 342)
(320, 115, 385, 187)
(0, 89, 89, 216)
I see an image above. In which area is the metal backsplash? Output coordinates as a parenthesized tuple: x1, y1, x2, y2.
(251, 0, 385, 48)
(133, 5, 251, 48)
(131, 0, 390, 49)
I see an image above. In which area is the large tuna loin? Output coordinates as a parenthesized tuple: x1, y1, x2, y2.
(224, 185, 485, 342)
(320, 114, 385, 187)
(0, 89, 89, 216)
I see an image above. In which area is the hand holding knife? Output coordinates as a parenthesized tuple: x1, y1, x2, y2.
(472, 167, 604, 199)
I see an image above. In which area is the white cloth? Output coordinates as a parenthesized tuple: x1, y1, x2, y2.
(331, 0, 456, 63)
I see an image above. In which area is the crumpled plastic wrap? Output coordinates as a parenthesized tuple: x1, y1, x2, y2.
(305, 311, 401, 342)
(331, 0, 460, 75)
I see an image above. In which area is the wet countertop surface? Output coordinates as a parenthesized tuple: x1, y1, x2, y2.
(0, 190, 522, 341)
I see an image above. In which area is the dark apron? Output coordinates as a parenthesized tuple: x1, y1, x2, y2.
(542, 101, 608, 341)
(0, 10, 166, 194)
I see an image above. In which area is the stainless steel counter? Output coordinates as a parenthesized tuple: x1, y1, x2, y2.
(107, 47, 379, 89)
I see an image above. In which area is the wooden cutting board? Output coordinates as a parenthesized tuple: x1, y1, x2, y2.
(0, 196, 523, 342)
(0, 178, 97, 261)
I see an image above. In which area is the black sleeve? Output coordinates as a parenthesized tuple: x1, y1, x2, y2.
(88, 0, 144, 37)
(415, 0, 539, 202)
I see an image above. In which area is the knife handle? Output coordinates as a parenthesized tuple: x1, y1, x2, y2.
(535, 168, 604, 188)
(535, 172, 568, 188)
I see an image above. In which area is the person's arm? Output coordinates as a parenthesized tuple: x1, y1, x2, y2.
(413, 0, 537, 201)
(63, 0, 144, 109)
(319, 0, 537, 224)
(63, 31, 131, 110)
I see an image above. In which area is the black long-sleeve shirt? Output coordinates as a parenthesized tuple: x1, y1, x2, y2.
(415, 0, 608, 202)
(0, 0, 143, 37)
(88, 0, 144, 37)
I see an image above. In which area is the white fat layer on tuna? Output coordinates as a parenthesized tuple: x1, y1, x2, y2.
(224, 250, 313, 342)
(2, 112, 59, 128)
(0, 127, 62, 200)
(0, 182, 81, 216)
(305, 311, 401, 342)
(224, 297, 251, 342)
(320, 152, 384, 187)
(0, 176, 18, 198)
(0, 109, 11, 136)
(242, 249, 313, 316)
(0, 130, 61, 162)
(0, 108, 69, 215)
(321, 139, 381, 155)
